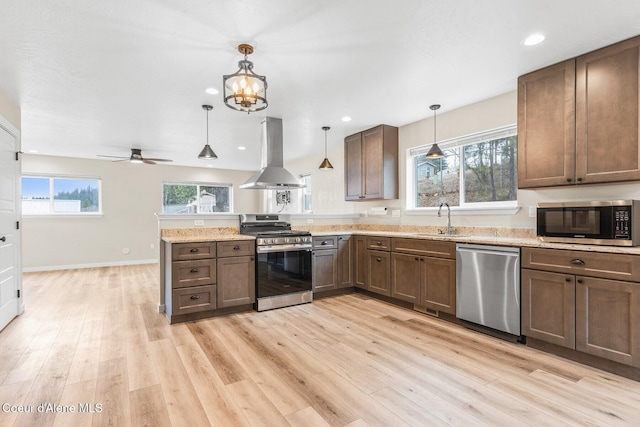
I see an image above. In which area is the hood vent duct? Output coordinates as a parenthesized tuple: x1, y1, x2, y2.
(240, 117, 305, 189)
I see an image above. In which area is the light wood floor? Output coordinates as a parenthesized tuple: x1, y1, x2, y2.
(2, 265, 640, 426)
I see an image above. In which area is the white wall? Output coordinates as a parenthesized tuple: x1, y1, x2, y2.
(0, 87, 20, 131)
(21, 155, 259, 270)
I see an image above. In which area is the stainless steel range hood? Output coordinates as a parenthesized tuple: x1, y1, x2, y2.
(240, 117, 305, 190)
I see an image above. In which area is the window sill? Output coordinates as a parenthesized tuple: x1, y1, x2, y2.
(404, 205, 521, 216)
(290, 213, 361, 220)
(155, 213, 237, 220)
(22, 213, 104, 219)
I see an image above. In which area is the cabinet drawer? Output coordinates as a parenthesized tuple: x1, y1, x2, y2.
(367, 236, 391, 251)
(522, 247, 640, 282)
(313, 235, 338, 249)
(391, 238, 456, 259)
(172, 242, 216, 260)
(217, 240, 255, 257)
(172, 285, 216, 315)
(172, 259, 217, 289)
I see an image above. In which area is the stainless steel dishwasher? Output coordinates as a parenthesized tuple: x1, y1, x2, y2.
(456, 244, 521, 336)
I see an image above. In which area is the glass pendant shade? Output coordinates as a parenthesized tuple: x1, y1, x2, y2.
(319, 126, 334, 170)
(199, 105, 218, 159)
(426, 104, 444, 159)
(223, 44, 268, 114)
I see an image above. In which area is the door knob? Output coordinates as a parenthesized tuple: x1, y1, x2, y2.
(0, 236, 5, 242)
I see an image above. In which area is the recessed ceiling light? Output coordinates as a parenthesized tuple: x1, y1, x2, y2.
(238, 146, 246, 150)
(205, 87, 219, 95)
(524, 33, 545, 46)
(341, 116, 352, 122)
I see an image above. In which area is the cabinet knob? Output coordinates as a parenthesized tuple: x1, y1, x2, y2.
(577, 279, 584, 284)
(565, 277, 572, 282)
(321, 241, 329, 245)
(233, 245, 240, 250)
(376, 241, 382, 245)
(566, 178, 572, 182)
(190, 295, 201, 300)
(250, 257, 254, 261)
(415, 257, 419, 261)
(577, 177, 583, 182)
(376, 257, 382, 262)
(570, 259, 585, 266)
(190, 248, 199, 253)
(190, 268, 200, 273)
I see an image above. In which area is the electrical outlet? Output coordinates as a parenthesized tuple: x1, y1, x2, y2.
(392, 209, 401, 218)
(529, 206, 536, 218)
(194, 220, 205, 226)
(150, 243, 155, 250)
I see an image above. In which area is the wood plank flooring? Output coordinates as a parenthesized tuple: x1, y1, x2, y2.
(2, 264, 640, 426)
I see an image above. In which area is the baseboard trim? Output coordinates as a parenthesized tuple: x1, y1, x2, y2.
(23, 259, 158, 272)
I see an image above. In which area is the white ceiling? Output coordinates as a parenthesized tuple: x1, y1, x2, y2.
(1, 0, 640, 171)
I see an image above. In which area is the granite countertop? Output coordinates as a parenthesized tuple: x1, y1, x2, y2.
(309, 230, 640, 255)
(162, 234, 255, 243)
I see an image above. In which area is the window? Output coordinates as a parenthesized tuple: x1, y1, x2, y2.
(301, 174, 311, 212)
(22, 176, 102, 215)
(162, 182, 232, 213)
(409, 125, 517, 209)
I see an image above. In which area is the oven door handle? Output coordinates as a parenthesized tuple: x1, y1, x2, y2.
(257, 246, 312, 253)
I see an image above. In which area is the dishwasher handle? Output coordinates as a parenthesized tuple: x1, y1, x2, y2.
(456, 245, 520, 258)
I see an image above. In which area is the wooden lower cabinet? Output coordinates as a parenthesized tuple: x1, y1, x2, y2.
(422, 257, 456, 315)
(337, 235, 353, 288)
(354, 236, 367, 289)
(522, 269, 576, 349)
(576, 276, 640, 367)
(522, 267, 640, 367)
(216, 255, 255, 308)
(390, 253, 420, 303)
(312, 249, 338, 292)
(368, 250, 391, 296)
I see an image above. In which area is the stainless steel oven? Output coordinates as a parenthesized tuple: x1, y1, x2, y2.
(239, 214, 313, 311)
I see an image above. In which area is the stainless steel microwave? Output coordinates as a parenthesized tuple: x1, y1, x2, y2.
(537, 200, 640, 246)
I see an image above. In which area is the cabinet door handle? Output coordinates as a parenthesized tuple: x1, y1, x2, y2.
(358, 196, 365, 199)
(190, 295, 201, 300)
(566, 178, 572, 183)
(190, 268, 200, 273)
(577, 177, 583, 182)
(190, 248, 199, 253)
(415, 257, 419, 261)
(565, 277, 572, 282)
(570, 259, 585, 266)
(233, 245, 240, 250)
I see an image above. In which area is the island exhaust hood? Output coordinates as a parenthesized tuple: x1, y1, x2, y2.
(240, 117, 305, 190)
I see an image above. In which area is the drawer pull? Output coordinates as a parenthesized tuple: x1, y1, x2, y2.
(190, 248, 199, 253)
(233, 245, 240, 250)
(376, 241, 382, 245)
(565, 277, 572, 282)
(190, 295, 201, 300)
(577, 279, 584, 284)
(415, 257, 419, 261)
(190, 268, 200, 273)
(321, 241, 329, 245)
(376, 257, 382, 262)
(570, 259, 585, 266)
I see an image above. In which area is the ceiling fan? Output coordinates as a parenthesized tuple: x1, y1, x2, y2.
(97, 148, 173, 165)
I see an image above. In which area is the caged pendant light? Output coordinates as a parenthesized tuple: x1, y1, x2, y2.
(425, 104, 444, 159)
(223, 44, 268, 114)
(198, 105, 218, 159)
(318, 126, 334, 170)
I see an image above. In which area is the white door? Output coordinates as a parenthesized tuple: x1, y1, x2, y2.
(0, 121, 21, 331)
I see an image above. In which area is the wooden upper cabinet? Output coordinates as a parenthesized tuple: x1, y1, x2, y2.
(344, 125, 398, 200)
(518, 35, 640, 189)
(576, 36, 640, 184)
(517, 59, 576, 188)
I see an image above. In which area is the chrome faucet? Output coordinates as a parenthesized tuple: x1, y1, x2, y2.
(437, 202, 451, 235)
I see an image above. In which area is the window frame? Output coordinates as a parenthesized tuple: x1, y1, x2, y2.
(161, 181, 233, 214)
(21, 174, 103, 217)
(406, 124, 519, 214)
(300, 173, 312, 213)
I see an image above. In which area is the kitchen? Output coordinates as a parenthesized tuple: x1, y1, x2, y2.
(3, 1, 640, 426)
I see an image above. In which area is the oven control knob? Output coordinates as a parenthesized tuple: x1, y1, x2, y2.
(266, 239, 273, 245)
(295, 237, 301, 243)
(258, 238, 264, 245)
(284, 238, 290, 243)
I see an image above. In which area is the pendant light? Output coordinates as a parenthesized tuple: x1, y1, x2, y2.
(198, 105, 218, 159)
(318, 126, 334, 170)
(425, 104, 444, 159)
(223, 44, 268, 114)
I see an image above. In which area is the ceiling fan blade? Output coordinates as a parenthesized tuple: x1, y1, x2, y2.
(97, 154, 128, 159)
(143, 159, 157, 165)
(144, 158, 173, 162)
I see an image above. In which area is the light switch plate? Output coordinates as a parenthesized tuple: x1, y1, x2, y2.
(529, 206, 536, 218)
